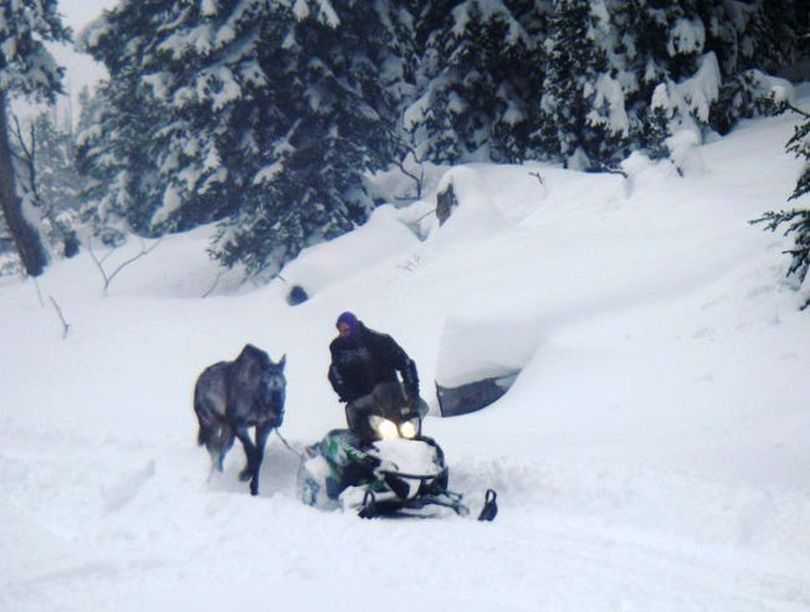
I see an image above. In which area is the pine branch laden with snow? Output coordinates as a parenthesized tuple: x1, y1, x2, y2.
(751, 100, 810, 306)
(753, 208, 810, 290)
(0, 0, 70, 102)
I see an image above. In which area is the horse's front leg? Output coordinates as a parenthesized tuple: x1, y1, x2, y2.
(233, 425, 257, 487)
(249, 422, 274, 496)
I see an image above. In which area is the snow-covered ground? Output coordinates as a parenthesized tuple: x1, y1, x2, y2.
(2, 93, 810, 611)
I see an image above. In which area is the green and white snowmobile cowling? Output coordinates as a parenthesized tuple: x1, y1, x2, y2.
(297, 428, 468, 519)
(299, 382, 497, 520)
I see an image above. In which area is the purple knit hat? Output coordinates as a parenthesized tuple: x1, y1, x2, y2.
(336, 311, 360, 340)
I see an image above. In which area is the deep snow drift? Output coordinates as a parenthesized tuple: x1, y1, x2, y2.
(2, 96, 810, 611)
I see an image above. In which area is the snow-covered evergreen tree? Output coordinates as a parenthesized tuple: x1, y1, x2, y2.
(14, 111, 83, 256)
(754, 100, 810, 309)
(75, 78, 152, 246)
(80, 0, 410, 276)
(209, 0, 410, 275)
(73, 0, 182, 252)
(78, 0, 196, 239)
(600, 0, 705, 161)
(404, 0, 544, 164)
(703, 0, 804, 135)
(0, 0, 70, 276)
(536, 0, 627, 169)
(611, 0, 803, 153)
(73, 85, 106, 237)
(29, 112, 83, 214)
(72, 0, 808, 277)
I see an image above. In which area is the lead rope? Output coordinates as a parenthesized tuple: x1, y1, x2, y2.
(274, 428, 305, 459)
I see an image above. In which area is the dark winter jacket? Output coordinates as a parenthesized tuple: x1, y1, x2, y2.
(328, 322, 419, 403)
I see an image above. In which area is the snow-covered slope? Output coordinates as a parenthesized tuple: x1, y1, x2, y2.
(2, 97, 810, 611)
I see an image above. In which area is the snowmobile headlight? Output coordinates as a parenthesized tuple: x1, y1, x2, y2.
(399, 418, 419, 439)
(369, 415, 399, 440)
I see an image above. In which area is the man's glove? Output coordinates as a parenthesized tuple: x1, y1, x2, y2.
(402, 359, 420, 400)
(329, 364, 349, 403)
(334, 383, 349, 403)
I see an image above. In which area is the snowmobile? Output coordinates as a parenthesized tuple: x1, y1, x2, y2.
(298, 382, 497, 520)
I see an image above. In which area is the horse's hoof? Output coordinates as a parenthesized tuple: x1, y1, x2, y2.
(239, 469, 251, 482)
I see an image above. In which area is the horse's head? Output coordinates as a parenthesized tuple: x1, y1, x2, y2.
(259, 354, 287, 425)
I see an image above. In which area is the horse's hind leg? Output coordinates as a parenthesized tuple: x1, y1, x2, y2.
(203, 423, 234, 474)
(217, 425, 235, 472)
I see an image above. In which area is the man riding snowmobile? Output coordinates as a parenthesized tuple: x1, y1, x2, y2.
(297, 312, 496, 520)
(328, 311, 428, 431)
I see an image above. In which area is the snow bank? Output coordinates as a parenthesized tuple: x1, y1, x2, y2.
(427, 166, 513, 247)
(280, 204, 421, 295)
(434, 309, 539, 388)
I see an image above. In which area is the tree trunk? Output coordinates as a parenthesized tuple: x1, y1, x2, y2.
(0, 91, 48, 276)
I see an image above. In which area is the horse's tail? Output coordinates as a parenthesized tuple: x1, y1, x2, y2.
(197, 422, 208, 447)
(194, 364, 226, 447)
(194, 395, 221, 447)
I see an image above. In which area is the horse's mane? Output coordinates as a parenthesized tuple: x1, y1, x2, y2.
(236, 344, 271, 369)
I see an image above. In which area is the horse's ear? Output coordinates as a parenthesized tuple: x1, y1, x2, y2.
(279, 354, 286, 370)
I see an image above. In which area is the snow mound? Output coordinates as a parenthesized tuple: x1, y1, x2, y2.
(280, 204, 422, 296)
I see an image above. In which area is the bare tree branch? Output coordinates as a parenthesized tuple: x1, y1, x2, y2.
(88, 237, 163, 294)
(106, 238, 162, 288)
(384, 123, 427, 201)
(11, 115, 33, 161)
(391, 154, 425, 200)
(783, 100, 810, 120)
(49, 295, 70, 338)
(413, 208, 437, 224)
(10, 113, 77, 256)
(202, 271, 223, 298)
(33, 277, 44, 307)
(11, 116, 42, 208)
(87, 238, 109, 286)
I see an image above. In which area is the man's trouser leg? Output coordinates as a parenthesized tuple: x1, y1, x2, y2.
(345, 392, 376, 439)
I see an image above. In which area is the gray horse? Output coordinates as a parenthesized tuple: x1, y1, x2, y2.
(194, 344, 286, 495)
